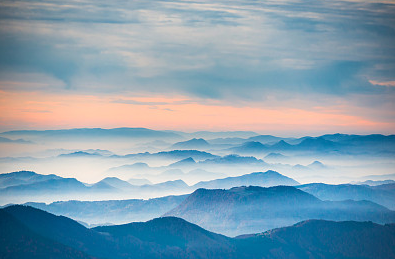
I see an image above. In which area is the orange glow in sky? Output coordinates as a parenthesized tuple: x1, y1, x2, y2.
(0, 90, 393, 135)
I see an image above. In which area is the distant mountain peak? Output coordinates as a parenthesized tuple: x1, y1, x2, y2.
(0, 170, 37, 178)
(264, 152, 287, 159)
(271, 140, 292, 148)
(171, 138, 210, 149)
(170, 157, 196, 167)
(308, 160, 327, 169)
(231, 141, 267, 153)
(243, 141, 266, 147)
(58, 151, 100, 157)
(151, 179, 189, 189)
(193, 170, 299, 190)
(96, 177, 133, 189)
(299, 137, 336, 146)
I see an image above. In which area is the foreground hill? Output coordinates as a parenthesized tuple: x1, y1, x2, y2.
(237, 220, 395, 259)
(2, 205, 116, 259)
(165, 186, 395, 236)
(1, 205, 395, 259)
(94, 217, 234, 258)
(0, 209, 95, 259)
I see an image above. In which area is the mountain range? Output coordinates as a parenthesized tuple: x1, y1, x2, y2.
(3, 169, 395, 211)
(298, 182, 395, 210)
(171, 138, 211, 150)
(0, 170, 300, 205)
(18, 171, 296, 226)
(25, 195, 188, 226)
(231, 134, 395, 155)
(1, 205, 394, 259)
(165, 185, 395, 236)
(194, 170, 299, 189)
(0, 128, 183, 141)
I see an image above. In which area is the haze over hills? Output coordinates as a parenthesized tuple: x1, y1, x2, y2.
(351, 179, 395, 186)
(168, 130, 259, 140)
(165, 186, 395, 236)
(1, 205, 395, 259)
(2, 169, 392, 228)
(25, 195, 188, 226)
(0, 170, 302, 205)
(0, 136, 31, 144)
(171, 138, 211, 150)
(0, 171, 62, 188)
(298, 183, 395, 210)
(1, 129, 395, 256)
(2, 168, 395, 208)
(1, 131, 394, 185)
(0, 128, 184, 141)
(193, 170, 299, 189)
(231, 134, 395, 155)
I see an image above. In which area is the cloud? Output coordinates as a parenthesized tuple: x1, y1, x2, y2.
(369, 80, 395, 87)
(0, 0, 394, 130)
(111, 99, 170, 106)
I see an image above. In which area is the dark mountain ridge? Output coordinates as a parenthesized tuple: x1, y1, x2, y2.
(0, 209, 95, 259)
(2, 205, 395, 259)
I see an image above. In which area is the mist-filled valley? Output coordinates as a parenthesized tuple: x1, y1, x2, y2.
(1, 128, 395, 258)
(1, 128, 394, 188)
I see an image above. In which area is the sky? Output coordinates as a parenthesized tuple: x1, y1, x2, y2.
(0, 0, 394, 135)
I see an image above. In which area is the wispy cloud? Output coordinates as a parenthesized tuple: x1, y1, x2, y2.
(111, 99, 170, 106)
(369, 80, 395, 87)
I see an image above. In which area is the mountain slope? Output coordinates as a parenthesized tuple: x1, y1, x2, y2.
(94, 177, 135, 190)
(2, 205, 395, 259)
(199, 154, 265, 165)
(169, 157, 196, 167)
(194, 170, 299, 189)
(230, 141, 267, 153)
(3, 205, 116, 258)
(0, 209, 96, 259)
(298, 183, 395, 210)
(0, 171, 62, 188)
(171, 138, 210, 150)
(165, 186, 395, 236)
(25, 195, 188, 226)
(94, 217, 235, 258)
(237, 220, 395, 259)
